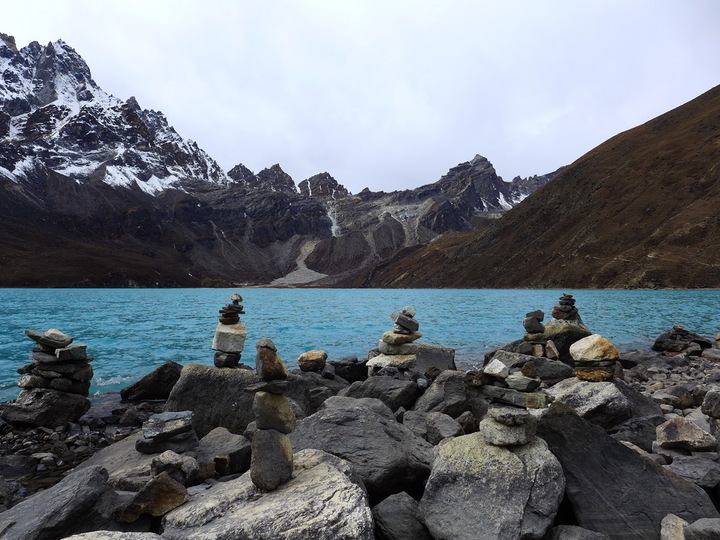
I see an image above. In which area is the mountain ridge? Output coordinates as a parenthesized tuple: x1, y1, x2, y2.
(354, 84, 720, 289)
(0, 33, 552, 287)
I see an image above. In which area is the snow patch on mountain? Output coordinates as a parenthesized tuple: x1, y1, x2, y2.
(0, 35, 228, 194)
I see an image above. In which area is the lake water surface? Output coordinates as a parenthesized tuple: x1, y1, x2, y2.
(1, 288, 718, 399)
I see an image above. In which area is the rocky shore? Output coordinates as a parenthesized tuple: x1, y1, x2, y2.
(1, 294, 720, 539)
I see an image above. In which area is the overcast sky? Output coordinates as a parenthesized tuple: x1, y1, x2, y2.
(5, 1, 719, 192)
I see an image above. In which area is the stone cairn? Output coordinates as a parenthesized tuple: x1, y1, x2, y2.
(568, 334, 619, 382)
(1, 329, 93, 428)
(366, 307, 422, 374)
(211, 293, 247, 368)
(522, 309, 558, 359)
(478, 405, 538, 447)
(246, 338, 296, 491)
(479, 348, 553, 409)
(135, 410, 199, 454)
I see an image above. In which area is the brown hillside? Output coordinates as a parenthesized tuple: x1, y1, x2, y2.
(359, 85, 720, 288)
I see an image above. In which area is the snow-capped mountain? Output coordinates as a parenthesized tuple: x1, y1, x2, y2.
(0, 33, 228, 194)
(0, 32, 555, 287)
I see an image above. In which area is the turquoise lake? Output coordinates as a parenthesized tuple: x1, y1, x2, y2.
(0, 288, 719, 400)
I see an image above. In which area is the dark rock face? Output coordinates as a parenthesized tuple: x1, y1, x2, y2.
(252, 164, 297, 193)
(0, 465, 116, 539)
(0, 34, 552, 287)
(359, 85, 720, 289)
(653, 326, 713, 354)
(373, 491, 433, 540)
(290, 400, 434, 505)
(120, 361, 182, 401)
(1, 388, 91, 428)
(299, 172, 349, 200)
(537, 402, 719, 538)
(340, 377, 421, 412)
(163, 364, 259, 438)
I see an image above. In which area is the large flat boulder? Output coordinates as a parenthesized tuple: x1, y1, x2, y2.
(163, 363, 259, 437)
(537, 402, 719, 539)
(339, 377, 421, 412)
(162, 449, 373, 540)
(418, 433, 564, 539)
(412, 370, 468, 417)
(545, 377, 663, 431)
(120, 361, 182, 401)
(0, 466, 116, 539)
(76, 432, 155, 486)
(290, 399, 434, 504)
(1, 388, 90, 428)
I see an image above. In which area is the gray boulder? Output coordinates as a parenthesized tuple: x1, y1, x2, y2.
(321, 396, 394, 418)
(544, 525, 610, 539)
(373, 491, 433, 540)
(163, 363, 259, 437)
(1, 388, 90, 428)
(290, 400, 434, 504)
(418, 433, 565, 540)
(426, 412, 464, 445)
(545, 377, 662, 431)
(414, 343, 456, 374)
(64, 534, 163, 539)
(537, 402, 720, 538)
(412, 370, 468, 417)
(0, 466, 116, 539)
(339, 377, 421, 412)
(521, 358, 575, 386)
(162, 449, 373, 540)
(120, 361, 182, 401)
(196, 427, 251, 477)
(664, 456, 720, 490)
(76, 432, 155, 487)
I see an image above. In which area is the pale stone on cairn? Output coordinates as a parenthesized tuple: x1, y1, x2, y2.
(478, 417, 537, 446)
(211, 322, 247, 353)
(570, 334, 620, 363)
(367, 353, 417, 370)
(484, 358, 510, 379)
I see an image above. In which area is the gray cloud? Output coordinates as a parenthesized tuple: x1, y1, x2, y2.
(5, 0, 719, 192)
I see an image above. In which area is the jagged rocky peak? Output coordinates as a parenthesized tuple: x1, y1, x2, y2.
(0, 34, 229, 193)
(430, 153, 513, 211)
(509, 167, 563, 203)
(252, 164, 297, 193)
(0, 33, 18, 53)
(298, 172, 349, 199)
(227, 163, 257, 186)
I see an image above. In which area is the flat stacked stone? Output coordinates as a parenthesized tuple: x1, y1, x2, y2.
(367, 307, 422, 374)
(569, 334, 619, 382)
(478, 405, 538, 446)
(479, 350, 551, 409)
(552, 293, 578, 320)
(211, 293, 246, 368)
(0, 329, 94, 428)
(248, 338, 295, 491)
(136, 411, 200, 454)
(522, 309, 547, 356)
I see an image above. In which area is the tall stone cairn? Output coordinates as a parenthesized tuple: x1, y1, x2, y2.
(211, 293, 246, 368)
(0, 329, 93, 428)
(367, 306, 422, 374)
(248, 338, 295, 491)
